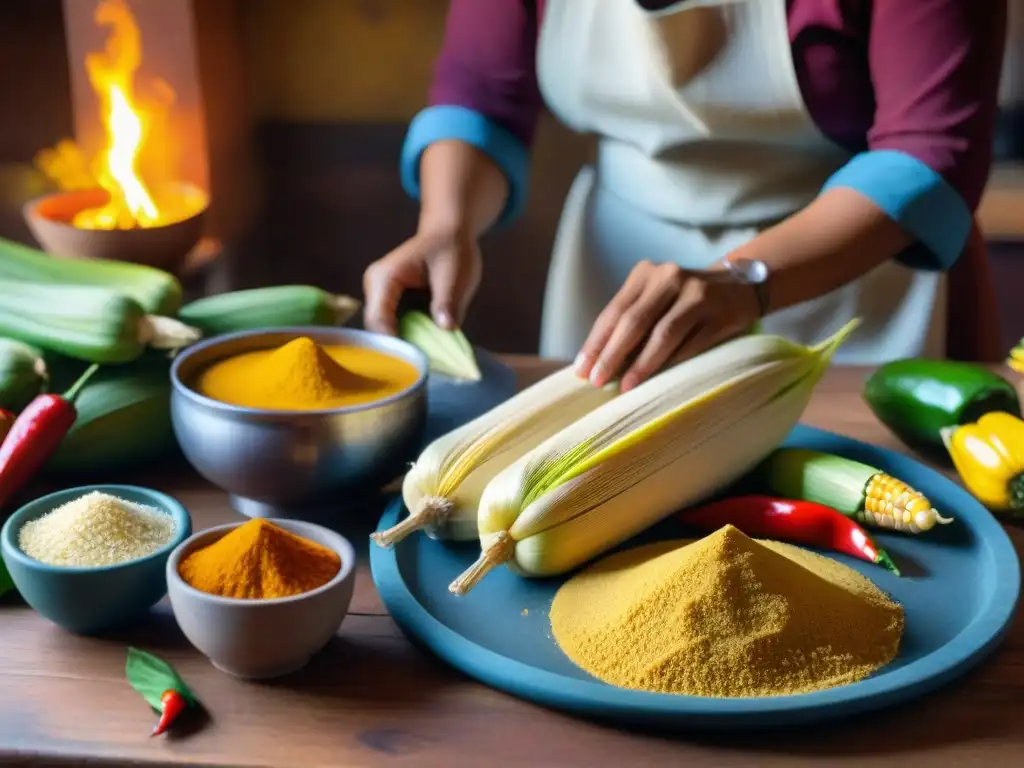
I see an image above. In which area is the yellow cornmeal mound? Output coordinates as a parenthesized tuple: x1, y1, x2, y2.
(550, 525, 904, 698)
(253, 337, 361, 405)
(196, 336, 418, 411)
(19, 491, 176, 567)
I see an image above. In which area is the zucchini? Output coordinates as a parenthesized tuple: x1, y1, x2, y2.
(0, 235, 182, 315)
(47, 360, 175, 476)
(178, 285, 361, 336)
(0, 338, 48, 411)
(0, 281, 201, 363)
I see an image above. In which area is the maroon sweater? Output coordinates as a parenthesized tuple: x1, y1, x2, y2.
(429, 0, 1005, 211)
(416, 0, 1008, 359)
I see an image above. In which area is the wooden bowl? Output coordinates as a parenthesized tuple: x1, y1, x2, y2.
(22, 183, 207, 271)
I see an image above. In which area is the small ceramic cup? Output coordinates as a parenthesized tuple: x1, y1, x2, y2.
(166, 520, 356, 679)
(0, 485, 192, 635)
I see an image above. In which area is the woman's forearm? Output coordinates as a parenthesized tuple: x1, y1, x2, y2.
(731, 187, 915, 314)
(418, 140, 510, 238)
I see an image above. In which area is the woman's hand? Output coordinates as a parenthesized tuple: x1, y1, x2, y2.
(574, 261, 761, 392)
(363, 227, 483, 335)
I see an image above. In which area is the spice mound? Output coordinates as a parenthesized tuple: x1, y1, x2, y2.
(179, 519, 341, 599)
(550, 525, 904, 698)
(196, 336, 419, 411)
(18, 491, 176, 567)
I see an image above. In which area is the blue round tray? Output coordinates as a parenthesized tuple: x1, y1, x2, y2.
(370, 424, 1021, 730)
(421, 348, 518, 446)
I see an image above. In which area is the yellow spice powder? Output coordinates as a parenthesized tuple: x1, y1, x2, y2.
(178, 519, 341, 599)
(550, 525, 904, 698)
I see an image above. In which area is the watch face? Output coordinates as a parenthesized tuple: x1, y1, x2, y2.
(727, 258, 769, 285)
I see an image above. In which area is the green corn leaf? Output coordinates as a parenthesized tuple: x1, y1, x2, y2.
(529, 318, 861, 501)
(125, 647, 197, 710)
(399, 310, 482, 382)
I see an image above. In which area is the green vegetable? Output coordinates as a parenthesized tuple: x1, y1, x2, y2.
(0, 235, 182, 315)
(46, 359, 174, 476)
(126, 647, 197, 709)
(178, 285, 360, 336)
(863, 359, 1021, 454)
(0, 338, 48, 411)
(399, 310, 481, 381)
(0, 554, 14, 598)
(0, 281, 200, 363)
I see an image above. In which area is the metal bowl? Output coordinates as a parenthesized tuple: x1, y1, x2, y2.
(170, 327, 428, 519)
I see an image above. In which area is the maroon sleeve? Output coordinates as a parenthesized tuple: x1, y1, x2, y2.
(428, 0, 544, 147)
(866, 0, 1007, 210)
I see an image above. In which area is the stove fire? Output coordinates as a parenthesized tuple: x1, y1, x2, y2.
(35, 0, 207, 231)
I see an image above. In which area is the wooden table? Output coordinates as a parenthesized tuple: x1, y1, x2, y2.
(1, 360, 1022, 768)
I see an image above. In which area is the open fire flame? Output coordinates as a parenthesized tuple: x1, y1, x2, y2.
(35, 0, 206, 230)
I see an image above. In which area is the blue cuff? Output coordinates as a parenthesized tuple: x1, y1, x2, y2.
(821, 149, 971, 271)
(400, 105, 530, 230)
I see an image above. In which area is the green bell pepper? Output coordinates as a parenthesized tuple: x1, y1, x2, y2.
(863, 359, 1021, 455)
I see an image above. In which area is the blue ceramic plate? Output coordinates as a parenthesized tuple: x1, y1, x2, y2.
(371, 425, 1021, 730)
(422, 347, 518, 446)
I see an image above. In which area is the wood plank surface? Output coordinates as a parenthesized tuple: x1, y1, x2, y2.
(1, 359, 1022, 768)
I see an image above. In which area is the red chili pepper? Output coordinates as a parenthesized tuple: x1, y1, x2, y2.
(151, 689, 187, 737)
(0, 364, 99, 509)
(679, 495, 900, 575)
(0, 408, 14, 444)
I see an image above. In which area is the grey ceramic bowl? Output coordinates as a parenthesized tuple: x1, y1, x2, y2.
(0, 485, 192, 635)
(170, 327, 428, 518)
(166, 520, 356, 679)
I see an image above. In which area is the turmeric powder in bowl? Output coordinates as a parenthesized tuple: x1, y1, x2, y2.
(179, 519, 341, 599)
(196, 336, 419, 411)
(550, 525, 904, 698)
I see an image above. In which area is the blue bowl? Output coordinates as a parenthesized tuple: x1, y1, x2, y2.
(0, 485, 192, 635)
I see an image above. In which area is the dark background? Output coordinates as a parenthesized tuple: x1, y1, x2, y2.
(1, 0, 1022, 356)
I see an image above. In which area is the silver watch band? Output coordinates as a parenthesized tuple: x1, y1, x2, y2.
(723, 257, 770, 318)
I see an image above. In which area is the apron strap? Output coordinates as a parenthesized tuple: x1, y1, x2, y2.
(945, 218, 1003, 362)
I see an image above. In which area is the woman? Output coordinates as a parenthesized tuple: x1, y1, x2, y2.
(363, 0, 1006, 392)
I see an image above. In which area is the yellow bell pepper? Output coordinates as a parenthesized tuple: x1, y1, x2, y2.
(942, 411, 1024, 512)
(1007, 344, 1024, 376)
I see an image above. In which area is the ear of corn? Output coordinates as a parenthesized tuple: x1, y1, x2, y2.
(758, 447, 952, 533)
(0, 281, 201, 363)
(371, 365, 622, 548)
(178, 286, 360, 336)
(448, 320, 859, 596)
(0, 235, 182, 315)
(399, 310, 481, 382)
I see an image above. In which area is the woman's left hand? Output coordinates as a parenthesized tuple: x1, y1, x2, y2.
(574, 260, 761, 392)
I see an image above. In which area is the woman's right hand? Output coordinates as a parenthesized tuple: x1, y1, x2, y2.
(363, 227, 483, 336)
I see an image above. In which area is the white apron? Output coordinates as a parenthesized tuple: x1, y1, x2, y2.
(535, 0, 947, 364)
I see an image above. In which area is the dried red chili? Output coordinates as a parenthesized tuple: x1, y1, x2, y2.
(151, 689, 188, 736)
(679, 495, 899, 575)
(0, 364, 98, 509)
(126, 647, 198, 738)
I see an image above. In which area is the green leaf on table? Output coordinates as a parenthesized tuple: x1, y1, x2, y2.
(126, 647, 197, 710)
(399, 310, 481, 382)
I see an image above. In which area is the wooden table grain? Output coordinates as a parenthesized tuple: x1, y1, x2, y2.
(1, 359, 1022, 768)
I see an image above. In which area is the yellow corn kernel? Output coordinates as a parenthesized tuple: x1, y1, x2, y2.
(862, 474, 948, 532)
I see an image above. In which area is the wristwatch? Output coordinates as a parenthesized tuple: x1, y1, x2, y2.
(723, 257, 770, 318)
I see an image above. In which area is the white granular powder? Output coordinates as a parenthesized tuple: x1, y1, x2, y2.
(18, 491, 176, 567)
